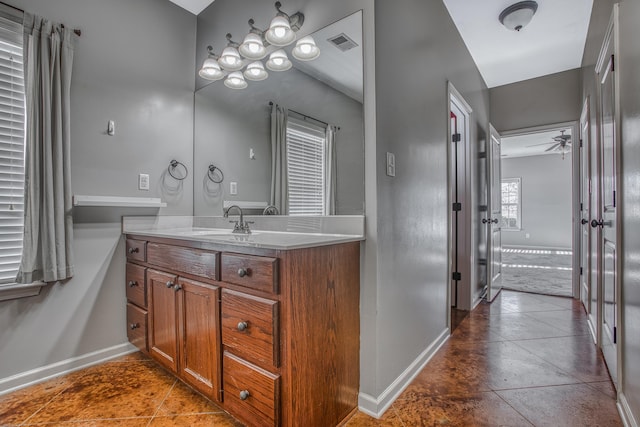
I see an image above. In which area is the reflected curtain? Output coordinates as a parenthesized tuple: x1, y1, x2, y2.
(324, 125, 337, 215)
(270, 104, 288, 215)
(17, 14, 76, 283)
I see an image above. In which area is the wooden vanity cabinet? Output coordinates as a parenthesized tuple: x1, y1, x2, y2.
(124, 235, 360, 427)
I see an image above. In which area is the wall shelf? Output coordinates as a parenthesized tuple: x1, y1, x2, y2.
(73, 195, 167, 208)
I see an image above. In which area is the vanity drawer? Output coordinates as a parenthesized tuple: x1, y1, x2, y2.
(221, 253, 278, 294)
(126, 239, 146, 262)
(127, 303, 148, 353)
(221, 289, 279, 368)
(223, 352, 280, 427)
(126, 263, 147, 308)
(147, 243, 219, 280)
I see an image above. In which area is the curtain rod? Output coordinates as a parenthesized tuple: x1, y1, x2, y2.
(269, 101, 340, 130)
(1, 1, 82, 36)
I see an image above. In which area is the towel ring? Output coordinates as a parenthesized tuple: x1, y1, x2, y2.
(207, 164, 224, 183)
(168, 159, 188, 181)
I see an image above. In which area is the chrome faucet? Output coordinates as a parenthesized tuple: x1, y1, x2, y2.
(224, 205, 253, 234)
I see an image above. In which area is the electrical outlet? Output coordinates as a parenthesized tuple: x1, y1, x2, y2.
(138, 173, 150, 191)
(230, 181, 238, 195)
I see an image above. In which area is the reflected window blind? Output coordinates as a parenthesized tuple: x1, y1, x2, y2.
(0, 16, 24, 285)
(286, 117, 326, 216)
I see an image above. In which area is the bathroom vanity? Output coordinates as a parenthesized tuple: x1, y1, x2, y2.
(123, 216, 363, 427)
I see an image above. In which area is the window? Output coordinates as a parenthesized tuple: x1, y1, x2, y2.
(0, 15, 25, 285)
(501, 178, 521, 230)
(286, 117, 326, 216)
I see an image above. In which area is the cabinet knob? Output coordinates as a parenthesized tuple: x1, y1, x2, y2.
(237, 268, 248, 278)
(128, 281, 137, 287)
(237, 321, 248, 332)
(128, 247, 139, 254)
(174, 284, 182, 292)
(130, 323, 139, 330)
(166, 281, 175, 288)
(239, 390, 250, 401)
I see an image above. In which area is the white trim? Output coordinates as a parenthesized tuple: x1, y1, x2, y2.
(0, 343, 137, 395)
(73, 195, 166, 208)
(618, 392, 639, 427)
(357, 329, 449, 418)
(499, 121, 577, 138)
(0, 282, 45, 302)
(223, 200, 269, 210)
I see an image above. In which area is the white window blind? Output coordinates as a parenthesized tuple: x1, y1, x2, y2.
(0, 16, 24, 285)
(501, 178, 521, 230)
(286, 117, 326, 216)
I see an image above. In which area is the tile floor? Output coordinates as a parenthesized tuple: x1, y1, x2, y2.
(0, 290, 621, 426)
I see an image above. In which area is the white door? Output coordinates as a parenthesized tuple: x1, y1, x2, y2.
(579, 99, 595, 334)
(486, 125, 502, 301)
(594, 8, 619, 387)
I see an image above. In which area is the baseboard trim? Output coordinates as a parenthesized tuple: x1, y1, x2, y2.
(618, 392, 639, 427)
(357, 328, 449, 418)
(0, 343, 138, 396)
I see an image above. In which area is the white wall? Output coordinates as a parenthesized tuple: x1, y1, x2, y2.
(0, 0, 195, 388)
(502, 154, 573, 249)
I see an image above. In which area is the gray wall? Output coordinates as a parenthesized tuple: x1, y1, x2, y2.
(193, 67, 364, 216)
(0, 0, 195, 382)
(490, 69, 581, 133)
(370, 0, 489, 398)
(502, 154, 573, 249)
(581, 0, 640, 421)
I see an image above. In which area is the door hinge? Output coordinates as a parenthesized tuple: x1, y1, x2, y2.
(611, 54, 615, 72)
(580, 202, 583, 211)
(613, 190, 616, 207)
(452, 202, 462, 212)
(580, 139, 583, 148)
(613, 326, 617, 344)
(580, 267, 583, 275)
(452, 272, 461, 281)
(452, 133, 461, 143)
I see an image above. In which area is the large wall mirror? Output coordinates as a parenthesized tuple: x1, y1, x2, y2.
(193, 0, 364, 216)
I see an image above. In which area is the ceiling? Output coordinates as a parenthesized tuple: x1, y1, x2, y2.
(501, 127, 572, 159)
(168, 0, 213, 15)
(442, 0, 594, 88)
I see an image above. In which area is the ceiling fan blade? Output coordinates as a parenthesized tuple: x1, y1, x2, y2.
(545, 143, 561, 152)
(526, 141, 555, 147)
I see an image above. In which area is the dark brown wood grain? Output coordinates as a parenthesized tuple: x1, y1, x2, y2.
(280, 242, 361, 427)
(126, 303, 148, 353)
(221, 289, 279, 368)
(223, 351, 280, 427)
(147, 242, 219, 280)
(148, 269, 179, 373)
(125, 263, 147, 308)
(221, 253, 278, 294)
(125, 239, 146, 262)
(178, 277, 222, 402)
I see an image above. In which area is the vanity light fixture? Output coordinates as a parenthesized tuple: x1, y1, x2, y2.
(197, 2, 316, 89)
(499, 1, 539, 32)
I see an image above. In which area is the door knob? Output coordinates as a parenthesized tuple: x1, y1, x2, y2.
(581, 219, 589, 225)
(174, 284, 182, 292)
(238, 268, 248, 277)
(239, 390, 250, 400)
(237, 321, 248, 332)
(166, 281, 175, 288)
(491, 218, 499, 224)
(591, 219, 604, 228)
(482, 218, 489, 224)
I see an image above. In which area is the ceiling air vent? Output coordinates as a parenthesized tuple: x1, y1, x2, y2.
(327, 33, 358, 52)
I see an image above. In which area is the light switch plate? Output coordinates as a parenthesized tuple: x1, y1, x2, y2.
(138, 173, 150, 191)
(386, 152, 396, 177)
(230, 181, 238, 195)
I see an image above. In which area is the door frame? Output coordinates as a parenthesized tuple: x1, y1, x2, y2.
(446, 82, 476, 326)
(499, 120, 580, 299)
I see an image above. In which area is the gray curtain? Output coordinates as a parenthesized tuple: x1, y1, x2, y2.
(324, 125, 337, 215)
(17, 14, 75, 283)
(270, 104, 289, 215)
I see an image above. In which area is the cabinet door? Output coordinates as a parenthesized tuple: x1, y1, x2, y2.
(177, 277, 221, 401)
(148, 269, 179, 373)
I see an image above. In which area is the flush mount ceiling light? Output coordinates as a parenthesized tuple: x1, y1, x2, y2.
(499, 1, 539, 32)
(198, 2, 318, 89)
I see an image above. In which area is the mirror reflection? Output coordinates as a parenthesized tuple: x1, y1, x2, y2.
(193, 10, 364, 216)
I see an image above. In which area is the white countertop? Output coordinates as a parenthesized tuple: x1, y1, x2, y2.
(122, 216, 365, 250)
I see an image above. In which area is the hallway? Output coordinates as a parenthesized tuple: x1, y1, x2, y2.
(349, 290, 621, 426)
(0, 291, 621, 426)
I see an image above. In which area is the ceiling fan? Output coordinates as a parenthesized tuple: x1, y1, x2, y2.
(527, 130, 572, 159)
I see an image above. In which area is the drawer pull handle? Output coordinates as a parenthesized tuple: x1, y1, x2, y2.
(239, 390, 250, 401)
(130, 323, 140, 330)
(166, 281, 175, 288)
(128, 281, 138, 287)
(128, 247, 139, 254)
(237, 268, 248, 277)
(237, 321, 248, 332)
(174, 284, 182, 292)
